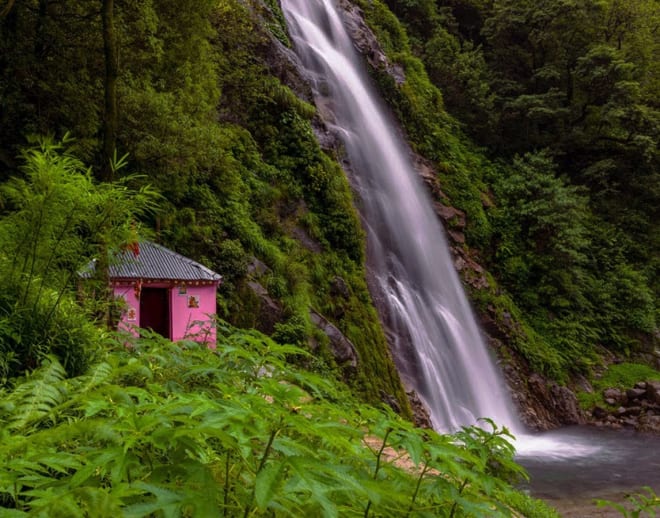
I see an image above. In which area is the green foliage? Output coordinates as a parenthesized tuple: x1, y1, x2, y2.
(0, 325, 547, 516)
(502, 490, 561, 518)
(467, 277, 565, 378)
(490, 152, 590, 313)
(597, 487, 660, 517)
(215, 239, 249, 283)
(0, 138, 158, 378)
(0, 0, 655, 426)
(423, 30, 496, 142)
(272, 314, 308, 347)
(0, 0, 404, 411)
(488, 150, 656, 367)
(595, 362, 660, 390)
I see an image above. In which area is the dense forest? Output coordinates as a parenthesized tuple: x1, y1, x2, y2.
(0, 0, 658, 515)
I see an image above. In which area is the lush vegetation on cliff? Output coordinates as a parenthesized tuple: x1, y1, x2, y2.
(352, 0, 658, 378)
(0, 0, 409, 411)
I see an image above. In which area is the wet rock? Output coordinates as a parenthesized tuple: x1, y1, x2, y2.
(647, 380, 660, 404)
(312, 119, 341, 150)
(337, 0, 406, 85)
(330, 276, 351, 299)
(588, 379, 660, 433)
(447, 230, 465, 244)
(415, 157, 448, 199)
(549, 384, 584, 425)
(623, 406, 642, 416)
(638, 414, 660, 433)
(523, 373, 585, 428)
(450, 250, 489, 290)
(380, 391, 401, 414)
(246, 281, 283, 335)
(433, 202, 467, 229)
(481, 317, 506, 345)
(454, 257, 467, 272)
(574, 375, 594, 394)
(451, 253, 484, 274)
(501, 369, 556, 430)
(309, 309, 358, 368)
(291, 225, 322, 253)
(406, 388, 433, 429)
(592, 406, 608, 419)
(626, 388, 647, 400)
(263, 33, 315, 104)
(247, 257, 271, 277)
(603, 388, 626, 404)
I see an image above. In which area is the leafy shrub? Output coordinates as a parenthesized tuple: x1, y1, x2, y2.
(0, 138, 158, 379)
(216, 239, 249, 282)
(597, 487, 660, 517)
(272, 314, 308, 347)
(0, 324, 553, 517)
(0, 286, 100, 380)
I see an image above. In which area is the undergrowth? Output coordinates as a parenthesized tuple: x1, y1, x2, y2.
(0, 323, 554, 517)
(597, 487, 660, 517)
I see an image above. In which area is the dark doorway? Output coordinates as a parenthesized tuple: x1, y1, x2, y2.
(140, 288, 170, 338)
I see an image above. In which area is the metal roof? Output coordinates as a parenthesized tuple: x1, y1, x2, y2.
(106, 241, 221, 282)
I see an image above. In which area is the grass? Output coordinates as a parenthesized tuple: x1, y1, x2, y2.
(577, 362, 660, 409)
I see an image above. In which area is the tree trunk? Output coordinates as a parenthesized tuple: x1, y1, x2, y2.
(101, 0, 117, 181)
(0, 0, 16, 18)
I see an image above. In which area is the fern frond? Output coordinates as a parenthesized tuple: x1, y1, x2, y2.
(73, 361, 114, 393)
(7, 355, 67, 431)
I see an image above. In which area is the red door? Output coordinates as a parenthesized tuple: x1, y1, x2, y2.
(140, 288, 170, 339)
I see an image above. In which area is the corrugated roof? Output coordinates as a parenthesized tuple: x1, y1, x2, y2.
(106, 241, 221, 282)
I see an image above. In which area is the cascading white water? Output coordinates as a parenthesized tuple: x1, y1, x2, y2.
(281, 0, 520, 432)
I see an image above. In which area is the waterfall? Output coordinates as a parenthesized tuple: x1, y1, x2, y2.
(281, 0, 521, 432)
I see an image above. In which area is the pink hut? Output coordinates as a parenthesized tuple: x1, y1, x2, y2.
(109, 241, 221, 347)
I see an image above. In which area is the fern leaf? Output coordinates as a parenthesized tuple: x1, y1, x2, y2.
(123, 482, 185, 517)
(37, 452, 83, 474)
(8, 356, 66, 431)
(255, 459, 286, 509)
(75, 361, 114, 393)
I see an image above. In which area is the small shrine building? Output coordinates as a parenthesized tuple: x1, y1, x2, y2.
(109, 241, 221, 346)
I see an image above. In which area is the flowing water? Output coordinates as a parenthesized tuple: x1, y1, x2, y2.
(280, 0, 519, 434)
(518, 427, 660, 515)
(280, 0, 660, 505)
